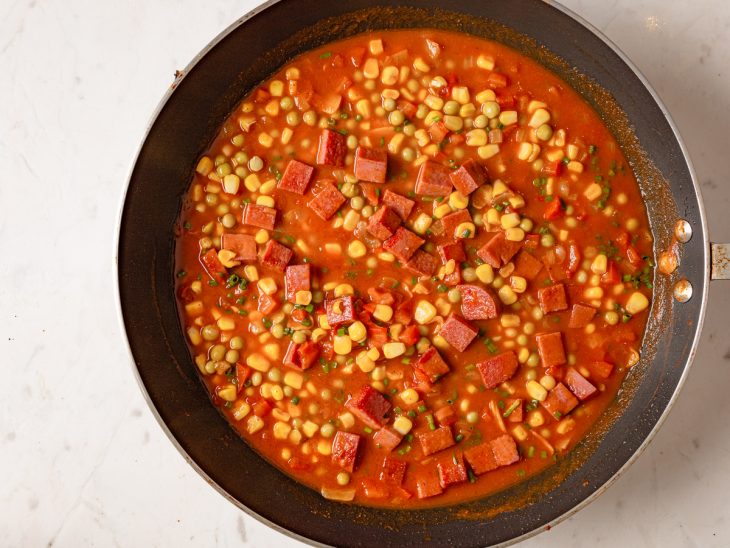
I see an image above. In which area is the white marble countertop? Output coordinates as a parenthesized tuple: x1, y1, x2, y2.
(2, 0, 729, 546)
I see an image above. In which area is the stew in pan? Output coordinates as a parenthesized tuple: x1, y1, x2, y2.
(174, 29, 653, 507)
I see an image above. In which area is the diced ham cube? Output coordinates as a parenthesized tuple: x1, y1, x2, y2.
(477, 351, 519, 389)
(449, 159, 487, 195)
(458, 284, 501, 320)
(437, 454, 468, 488)
(439, 314, 478, 352)
(464, 443, 498, 475)
(541, 383, 579, 419)
(415, 472, 443, 499)
(260, 240, 292, 271)
(382, 227, 424, 262)
(382, 190, 415, 220)
(543, 257, 568, 282)
(568, 304, 597, 328)
(199, 248, 226, 283)
(345, 385, 392, 429)
(360, 182, 380, 206)
(536, 332, 567, 368)
(221, 233, 257, 262)
(438, 242, 465, 264)
(514, 250, 544, 280)
(278, 159, 314, 194)
(331, 431, 361, 472)
(360, 478, 389, 499)
(307, 182, 346, 220)
(325, 295, 356, 327)
(477, 232, 504, 268)
(354, 146, 388, 183)
(413, 347, 450, 383)
(399, 324, 420, 346)
(284, 264, 311, 302)
(565, 368, 598, 401)
(373, 426, 403, 452)
(442, 209, 473, 239)
(589, 360, 614, 379)
(490, 434, 520, 466)
(316, 129, 347, 167)
(380, 456, 407, 485)
(283, 340, 320, 370)
(405, 250, 438, 277)
(428, 120, 449, 143)
(500, 238, 522, 264)
(434, 405, 457, 427)
(417, 426, 455, 456)
(538, 283, 568, 314)
(367, 205, 401, 240)
(414, 161, 452, 196)
(242, 203, 276, 230)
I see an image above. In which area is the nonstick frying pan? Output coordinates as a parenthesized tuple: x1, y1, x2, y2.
(116, 1, 730, 546)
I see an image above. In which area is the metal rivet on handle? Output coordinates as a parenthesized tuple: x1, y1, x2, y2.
(674, 219, 692, 243)
(673, 279, 693, 303)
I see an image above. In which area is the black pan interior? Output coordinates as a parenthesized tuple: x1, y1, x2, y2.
(117, 1, 707, 546)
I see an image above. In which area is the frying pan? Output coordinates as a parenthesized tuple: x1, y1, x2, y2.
(116, 0, 730, 546)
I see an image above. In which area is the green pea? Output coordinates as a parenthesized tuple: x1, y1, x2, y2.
(536, 124, 553, 141)
(229, 336, 244, 350)
(443, 100, 459, 115)
(383, 98, 396, 112)
(286, 111, 301, 126)
(248, 156, 264, 172)
(280, 96, 293, 110)
(209, 344, 226, 361)
(292, 331, 306, 344)
(221, 213, 236, 228)
(201, 325, 219, 341)
(225, 349, 240, 363)
(389, 110, 405, 126)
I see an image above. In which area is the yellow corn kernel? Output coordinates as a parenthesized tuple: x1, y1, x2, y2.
(500, 314, 521, 328)
(517, 142, 533, 161)
(392, 416, 413, 436)
(527, 380, 548, 401)
(311, 327, 327, 343)
(465, 129, 487, 147)
(187, 326, 202, 345)
(567, 160, 584, 173)
(476, 263, 495, 284)
(281, 127, 293, 145)
(539, 375, 556, 391)
(294, 290, 312, 306)
(383, 342, 406, 359)
(238, 116, 256, 132)
(334, 335, 352, 355)
(253, 229, 269, 245)
(424, 94, 444, 110)
(443, 115, 463, 132)
(273, 421, 292, 440)
(584, 286, 604, 300)
(451, 85, 470, 104)
(372, 304, 394, 323)
(348, 321, 367, 342)
(324, 242, 342, 254)
(388, 133, 405, 154)
(342, 209, 360, 232)
(263, 343, 281, 361)
(221, 173, 240, 195)
(433, 203, 452, 219)
(505, 227, 525, 242)
(264, 99, 279, 117)
(185, 301, 204, 318)
(591, 254, 608, 275)
(625, 292, 650, 314)
(510, 276, 527, 293)
(498, 110, 518, 126)
(363, 58, 379, 79)
(475, 89, 496, 104)
(527, 410, 545, 427)
(302, 420, 319, 438)
(512, 425, 529, 441)
(414, 128, 430, 147)
(478, 144, 500, 159)
(509, 195, 526, 209)
(246, 353, 271, 372)
(217, 316, 235, 331)
(256, 195, 275, 208)
(356, 350, 376, 373)
(413, 56, 430, 72)
(217, 384, 237, 402)
(334, 284, 354, 297)
(584, 183, 602, 201)
(216, 249, 239, 269)
(257, 277, 278, 296)
(476, 54, 495, 70)
(243, 173, 260, 193)
(317, 439, 333, 456)
(196, 156, 214, 176)
(518, 347, 530, 364)
(243, 265, 259, 283)
(231, 401, 251, 421)
(246, 415, 264, 434)
(486, 208, 501, 226)
(528, 108, 551, 128)
(284, 370, 303, 390)
(415, 300, 437, 324)
(455, 222, 476, 239)
(498, 285, 518, 305)
(259, 179, 277, 196)
(449, 191, 469, 210)
(258, 133, 273, 148)
(190, 280, 203, 295)
(412, 212, 433, 235)
(347, 240, 367, 259)
(556, 418, 576, 435)
(371, 366, 386, 381)
(397, 388, 419, 406)
(381, 65, 399, 86)
(500, 212, 521, 229)
(355, 98, 371, 119)
(338, 412, 355, 430)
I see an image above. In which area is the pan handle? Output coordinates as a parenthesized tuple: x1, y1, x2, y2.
(712, 243, 730, 280)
